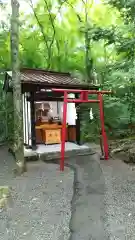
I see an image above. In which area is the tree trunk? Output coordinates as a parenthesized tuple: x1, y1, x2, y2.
(10, 0, 26, 174)
(84, 0, 93, 83)
(6, 92, 14, 146)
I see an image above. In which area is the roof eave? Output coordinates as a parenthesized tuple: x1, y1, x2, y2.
(22, 81, 99, 90)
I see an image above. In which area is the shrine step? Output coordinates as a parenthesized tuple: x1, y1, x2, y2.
(24, 143, 95, 162)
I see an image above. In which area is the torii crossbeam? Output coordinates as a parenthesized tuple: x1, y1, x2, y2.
(52, 89, 111, 171)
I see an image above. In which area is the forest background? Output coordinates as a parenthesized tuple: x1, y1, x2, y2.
(0, 0, 135, 144)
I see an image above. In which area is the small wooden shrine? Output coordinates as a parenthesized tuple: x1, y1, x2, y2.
(4, 68, 99, 149)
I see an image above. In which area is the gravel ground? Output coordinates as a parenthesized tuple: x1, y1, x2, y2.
(1, 145, 135, 240)
(101, 159, 135, 240)
(0, 147, 74, 240)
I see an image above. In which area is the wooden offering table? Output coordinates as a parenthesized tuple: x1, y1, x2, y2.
(35, 123, 67, 144)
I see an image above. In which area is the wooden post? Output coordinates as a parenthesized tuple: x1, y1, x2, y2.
(75, 93, 81, 145)
(30, 92, 36, 149)
(98, 93, 109, 160)
(61, 91, 68, 171)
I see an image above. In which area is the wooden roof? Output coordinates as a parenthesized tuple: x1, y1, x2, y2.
(4, 68, 99, 91)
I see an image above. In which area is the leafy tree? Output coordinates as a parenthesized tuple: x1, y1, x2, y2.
(1, 0, 135, 143)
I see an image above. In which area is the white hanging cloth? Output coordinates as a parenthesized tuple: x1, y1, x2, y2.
(89, 108, 94, 120)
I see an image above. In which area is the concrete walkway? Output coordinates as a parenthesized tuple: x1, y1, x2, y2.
(67, 153, 106, 240)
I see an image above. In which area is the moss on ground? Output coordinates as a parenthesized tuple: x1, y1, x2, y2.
(0, 186, 10, 208)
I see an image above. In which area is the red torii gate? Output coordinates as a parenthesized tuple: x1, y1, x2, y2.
(52, 88, 111, 171)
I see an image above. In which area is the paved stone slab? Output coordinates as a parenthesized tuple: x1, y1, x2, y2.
(67, 153, 106, 240)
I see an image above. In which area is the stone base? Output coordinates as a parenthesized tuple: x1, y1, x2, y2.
(24, 143, 95, 162)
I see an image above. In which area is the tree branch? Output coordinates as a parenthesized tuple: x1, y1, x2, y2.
(43, 0, 66, 70)
(29, 0, 50, 67)
(43, 0, 56, 64)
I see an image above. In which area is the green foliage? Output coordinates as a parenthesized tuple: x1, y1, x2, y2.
(1, 0, 135, 142)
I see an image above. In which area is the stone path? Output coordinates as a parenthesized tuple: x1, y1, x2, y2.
(67, 153, 106, 240)
(68, 151, 135, 240)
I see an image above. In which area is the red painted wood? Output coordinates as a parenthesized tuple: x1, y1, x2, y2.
(61, 91, 68, 171)
(67, 99, 99, 103)
(52, 88, 111, 94)
(98, 93, 109, 160)
(52, 88, 111, 171)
